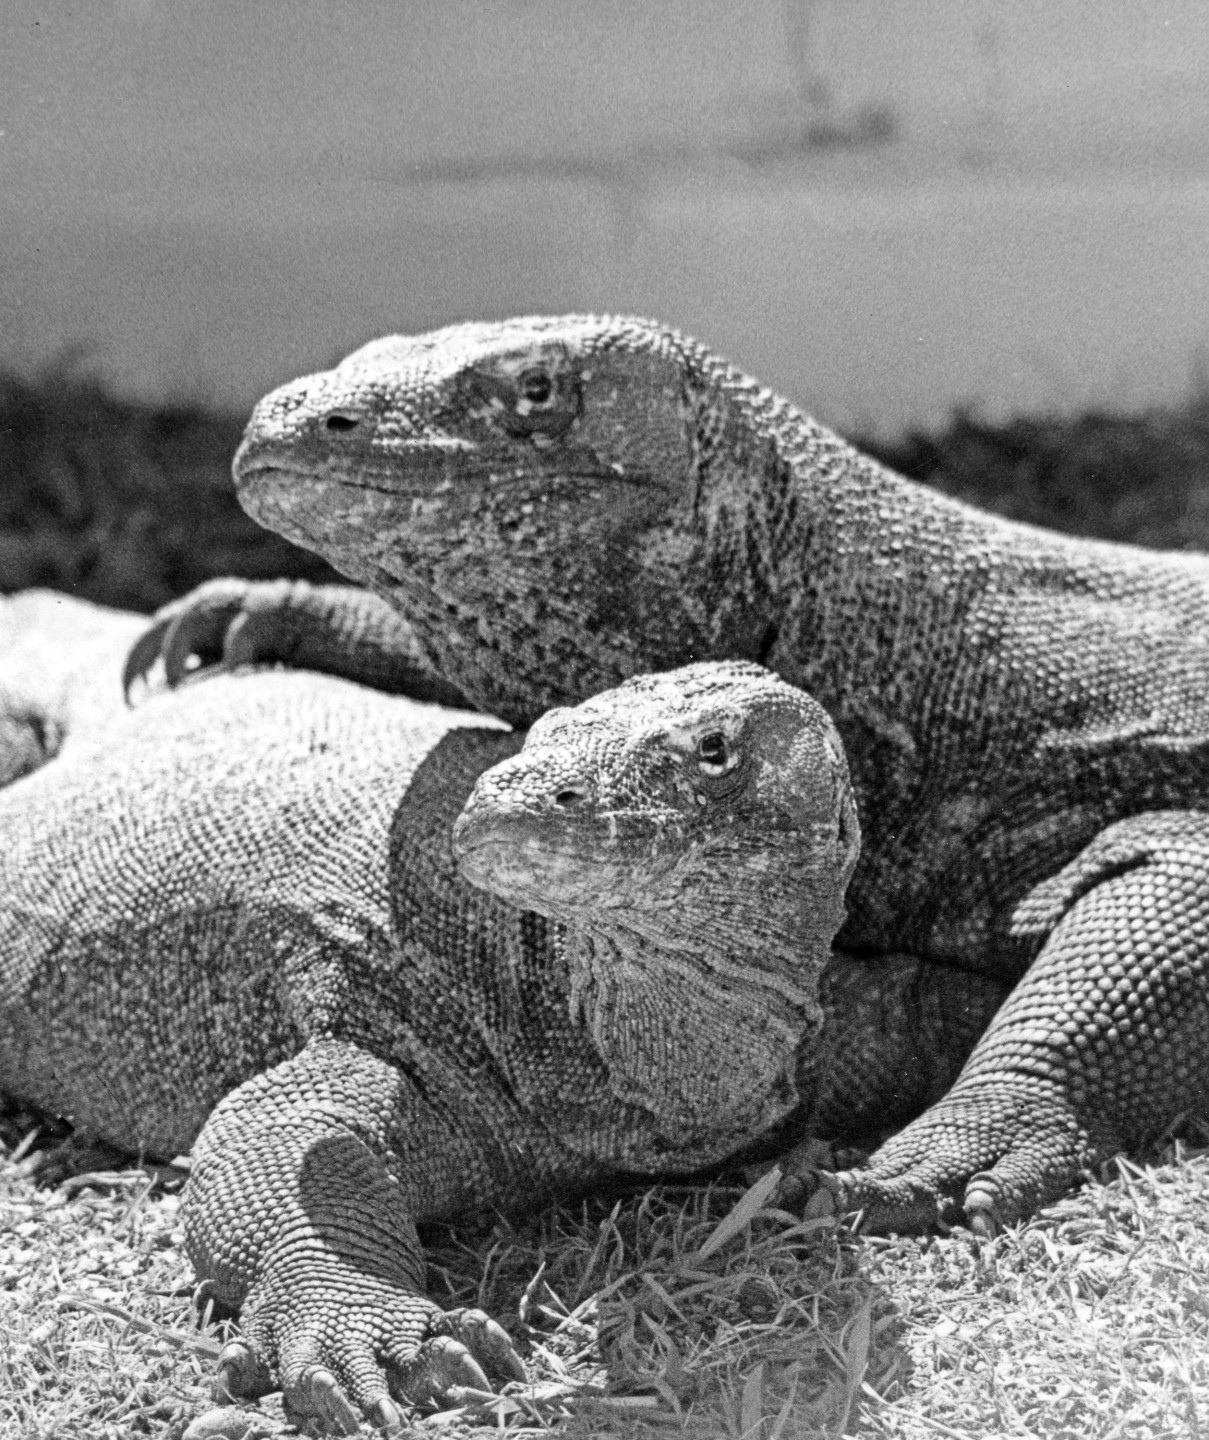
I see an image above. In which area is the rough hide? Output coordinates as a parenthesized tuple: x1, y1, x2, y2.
(132, 314, 1209, 1234)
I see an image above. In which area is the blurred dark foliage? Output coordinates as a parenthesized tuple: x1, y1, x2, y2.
(2, 363, 1208, 615)
(0, 363, 340, 613)
(862, 403, 1209, 552)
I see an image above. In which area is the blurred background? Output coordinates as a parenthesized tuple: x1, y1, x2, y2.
(3, 0, 1209, 610)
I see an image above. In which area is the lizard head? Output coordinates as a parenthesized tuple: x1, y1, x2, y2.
(452, 660, 858, 1142)
(233, 315, 830, 725)
(453, 658, 858, 921)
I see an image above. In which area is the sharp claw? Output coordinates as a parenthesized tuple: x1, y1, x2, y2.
(121, 620, 170, 703)
(776, 1171, 811, 1210)
(163, 612, 209, 688)
(214, 1340, 273, 1402)
(480, 1318, 527, 1384)
(434, 1337, 492, 1394)
(500, 1346, 527, 1385)
(455, 1350, 493, 1394)
(307, 1367, 361, 1436)
(213, 1363, 239, 1405)
(964, 1174, 1002, 1240)
(444, 1308, 526, 1384)
(221, 611, 259, 668)
(370, 1396, 406, 1434)
(968, 1209, 998, 1240)
(802, 1182, 837, 1220)
(460, 1312, 518, 1369)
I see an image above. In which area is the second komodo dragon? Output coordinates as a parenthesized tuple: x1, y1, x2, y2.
(129, 314, 1209, 1238)
(1, 606, 1004, 1430)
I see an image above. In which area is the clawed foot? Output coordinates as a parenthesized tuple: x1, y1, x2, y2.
(122, 576, 467, 709)
(777, 1082, 1094, 1238)
(782, 1160, 1008, 1238)
(215, 1304, 525, 1435)
(123, 579, 308, 699)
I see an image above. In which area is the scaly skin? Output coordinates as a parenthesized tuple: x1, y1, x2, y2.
(14, 643, 999, 1429)
(130, 314, 1209, 1231)
(0, 590, 146, 783)
(451, 661, 1007, 1153)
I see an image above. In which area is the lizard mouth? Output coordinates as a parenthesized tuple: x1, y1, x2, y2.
(456, 835, 638, 919)
(235, 427, 653, 493)
(453, 809, 693, 918)
(234, 439, 446, 491)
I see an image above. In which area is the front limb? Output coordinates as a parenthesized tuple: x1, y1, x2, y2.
(187, 1039, 524, 1434)
(774, 952, 1009, 1195)
(824, 810, 1209, 1233)
(123, 579, 468, 710)
(807, 951, 1011, 1144)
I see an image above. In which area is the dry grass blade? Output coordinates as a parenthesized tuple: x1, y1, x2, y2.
(739, 1361, 764, 1437)
(836, 1294, 872, 1436)
(57, 1292, 222, 1357)
(693, 1167, 782, 1263)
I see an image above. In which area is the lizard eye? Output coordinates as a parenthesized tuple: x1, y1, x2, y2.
(696, 731, 734, 775)
(518, 369, 554, 407)
(490, 365, 579, 437)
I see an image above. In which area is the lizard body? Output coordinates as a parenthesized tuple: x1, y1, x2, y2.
(10, 609, 990, 1425)
(136, 315, 1209, 1232)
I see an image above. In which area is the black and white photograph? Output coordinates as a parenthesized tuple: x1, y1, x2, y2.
(3, 4, 1209, 1436)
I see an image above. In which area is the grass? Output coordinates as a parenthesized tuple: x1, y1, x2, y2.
(0, 1108, 211, 1438)
(4, 369, 1209, 1437)
(0, 361, 338, 613)
(862, 402, 1209, 554)
(7, 1112, 1209, 1438)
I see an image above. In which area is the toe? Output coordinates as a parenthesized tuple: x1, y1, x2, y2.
(827, 1170, 946, 1233)
(222, 609, 282, 668)
(385, 1334, 492, 1408)
(163, 608, 226, 687)
(963, 1172, 1005, 1238)
(282, 1366, 361, 1437)
(368, 1396, 406, 1434)
(121, 619, 171, 701)
(308, 1367, 362, 1436)
(439, 1307, 527, 1384)
(214, 1340, 274, 1402)
(430, 1335, 492, 1393)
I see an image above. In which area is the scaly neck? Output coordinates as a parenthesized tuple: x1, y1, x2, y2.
(554, 838, 844, 1146)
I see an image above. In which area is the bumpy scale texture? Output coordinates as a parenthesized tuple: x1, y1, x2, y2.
(139, 313, 1209, 1234)
(0, 589, 147, 782)
(7, 612, 996, 1426)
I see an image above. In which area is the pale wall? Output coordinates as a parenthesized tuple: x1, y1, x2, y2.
(3, 0, 1208, 429)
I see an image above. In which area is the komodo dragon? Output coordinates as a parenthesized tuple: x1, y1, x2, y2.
(0, 588, 147, 783)
(0, 622, 1005, 1430)
(126, 314, 1209, 1239)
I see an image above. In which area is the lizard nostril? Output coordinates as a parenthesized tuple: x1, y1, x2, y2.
(553, 787, 587, 809)
(323, 412, 360, 433)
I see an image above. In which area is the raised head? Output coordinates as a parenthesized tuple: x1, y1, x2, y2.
(232, 316, 848, 724)
(454, 659, 858, 923)
(452, 660, 858, 1144)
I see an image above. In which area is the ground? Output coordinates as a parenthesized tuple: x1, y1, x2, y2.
(6, 1095, 1209, 1439)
